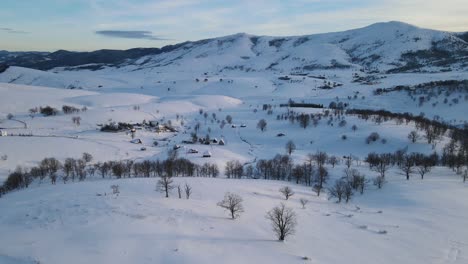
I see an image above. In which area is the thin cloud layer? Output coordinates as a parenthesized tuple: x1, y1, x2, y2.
(0, 27, 29, 34)
(95, 30, 167, 40)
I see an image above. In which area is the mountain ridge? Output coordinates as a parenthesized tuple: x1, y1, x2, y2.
(1, 21, 467, 74)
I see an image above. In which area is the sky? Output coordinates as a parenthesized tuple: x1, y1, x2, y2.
(1, 0, 467, 52)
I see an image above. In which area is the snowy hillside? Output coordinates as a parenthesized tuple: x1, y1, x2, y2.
(0, 174, 467, 264)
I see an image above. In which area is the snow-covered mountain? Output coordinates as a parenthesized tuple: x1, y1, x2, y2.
(1, 21, 467, 76)
(120, 21, 467, 74)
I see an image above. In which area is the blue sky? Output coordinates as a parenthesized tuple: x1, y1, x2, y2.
(1, 0, 467, 51)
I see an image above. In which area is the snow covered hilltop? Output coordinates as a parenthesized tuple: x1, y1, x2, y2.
(0, 21, 467, 264)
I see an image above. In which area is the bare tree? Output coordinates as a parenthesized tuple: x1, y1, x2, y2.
(299, 114, 310, 129)
(279, 186, 294, 200)
(217, 192, 244, 219)
(184, 183, 192, 199)
(257, 119, 267, 132)
(400, 154, 415, 180)
(344, 155, 353, 169)
(328, 179, 346, 203)
(373, 176, 386, 189)
(315, 166, 328, 196)
(82, 152, 93, 163)
(177, 185, 182, 199)
(408, 131, 419, 143)
(328, 156, 338, 168)
(110, 185, 120, 195)
(157, 175, 175, 198)
(285, 140, 296, 156)
(314, 151, 328, 168)
(299, 198, 309, 209)
(226, 115, 233, 124)
(72, 116, 81, 126)
(343, 182, 353, 203)
(266, 203, 297, 241)
(415, 155, 434, 180)
(373, 154, 392, 178)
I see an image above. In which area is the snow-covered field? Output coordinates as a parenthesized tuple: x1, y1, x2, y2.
(0, 171, 467, 264)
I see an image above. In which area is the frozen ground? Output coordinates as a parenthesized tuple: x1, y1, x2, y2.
(0, 171, 467, 264)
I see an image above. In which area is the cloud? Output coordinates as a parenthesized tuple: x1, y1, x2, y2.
(0, 27, 29, 34)
(95, 30, 168, 40)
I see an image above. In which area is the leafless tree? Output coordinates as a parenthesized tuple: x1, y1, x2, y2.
(373, 176, 386, 189)
(408, 131, 419, 143)
(217, 192, 244, 219)
(328, 179, 346, 203)
(314, 151, 328, 168)
(257, 119, 267, 132)
(184, 183, 192, 199)
(72, 116, 81, 126)
(299, 198, 309, 209)
(157, 175, 175, 198)
(345, 155, 353, 169)
(266, 203, 297, 241)
(226, 115, 233, 124)
(285, 140, 296, 156)
(82, 152, 93, 163)
(373, 154, 392, 178)
(400, 154, 415, 180)
(110, 184, 120, 195)
(279, 186, 294, 200)
(328, 156, 338, 168)
(343, 182, 353, 203)
(177, 185, 182, 199)
(315, 166, 329, 196)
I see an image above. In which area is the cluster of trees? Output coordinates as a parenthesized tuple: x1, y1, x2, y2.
(217, 192, 298, 241)
(329, 169, 368, 203)
(275, 108, 348, 130)
(373, 80, 468, 96)
(252, 152, 332, 196)
(225, 160, 244, 179)
(0, 153, 220, 197)
(346, 108, 452, 146)
(39, 106, 58, 116)
(0, 153, 93, 196)
(95, 158, 219, 179)
(28, 105, 88, 117)
(373, 80, 468, 108)
(366, 150, 439, 180)
(62, 105, 82, 114)
(272, 105, 465, 161)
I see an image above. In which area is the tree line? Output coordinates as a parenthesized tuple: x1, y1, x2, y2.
(0, 152, 219, 197)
